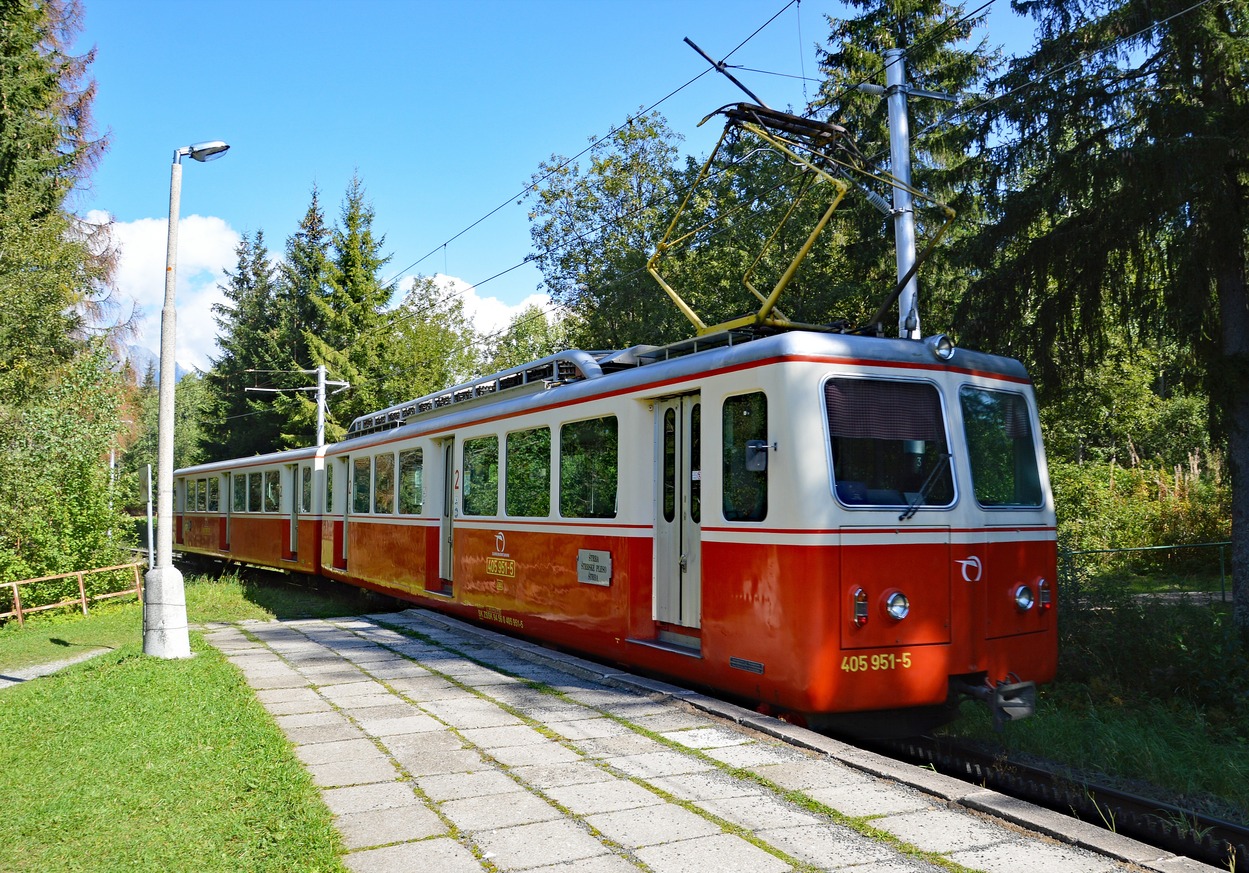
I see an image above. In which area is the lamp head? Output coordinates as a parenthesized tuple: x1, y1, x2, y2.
(187, 141, 230, 162)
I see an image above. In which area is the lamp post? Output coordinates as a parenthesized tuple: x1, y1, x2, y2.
(143, 140, 230, 659)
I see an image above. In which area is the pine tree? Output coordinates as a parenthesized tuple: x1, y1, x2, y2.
(298, 175, 394, 440)
(807, 0, 997, 334)
(202, 230, 287, 459)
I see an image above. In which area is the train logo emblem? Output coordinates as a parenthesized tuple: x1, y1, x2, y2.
(495, 532, 506, 554)
(957, 556, 983, 582)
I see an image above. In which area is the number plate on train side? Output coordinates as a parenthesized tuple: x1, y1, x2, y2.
(840, 652, 912, 672)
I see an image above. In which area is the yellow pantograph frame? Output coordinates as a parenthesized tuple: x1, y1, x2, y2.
(646, 112, 956, 337)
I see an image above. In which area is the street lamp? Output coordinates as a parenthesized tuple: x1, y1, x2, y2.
(143, 140, 230, 659)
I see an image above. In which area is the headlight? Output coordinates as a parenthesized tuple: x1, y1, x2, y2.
(885, 591, 910, 620)
(924, 334, 955, 361)
(1014, 584, 1035, 611)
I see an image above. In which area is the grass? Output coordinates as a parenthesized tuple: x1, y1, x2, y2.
(940, 691, 1249, 822)
(0, 564, 400, 673)
(940, 590, 1249, 826)
(0, 566, 399, 873)
(0, 636, 345, 872)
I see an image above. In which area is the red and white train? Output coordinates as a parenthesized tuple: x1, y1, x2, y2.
(175, 328, 1056, 735)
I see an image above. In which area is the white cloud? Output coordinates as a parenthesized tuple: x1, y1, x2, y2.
(103, 215, 550, 373)
(424, 273, 551, 338)
(98, 210, 240, 372)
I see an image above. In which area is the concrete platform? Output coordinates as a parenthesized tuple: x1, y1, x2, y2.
(202, 610, 1219, 873)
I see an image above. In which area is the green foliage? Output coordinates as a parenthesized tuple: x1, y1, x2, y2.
(526, 112, 691, 349)
(1051, 460, 1230, 556)
(0, 349, 133, 588)
(374, 275, 481, 410)
(486, 303, 565, 371)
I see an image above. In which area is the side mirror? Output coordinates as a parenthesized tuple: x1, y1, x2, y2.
(745, 440, 769, 472)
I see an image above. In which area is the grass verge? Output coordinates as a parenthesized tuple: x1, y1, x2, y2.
(0, 565, 399, 673)
(0, 635, 344, 872)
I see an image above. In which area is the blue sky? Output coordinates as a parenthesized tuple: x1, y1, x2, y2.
(73, 0, 1036, 370)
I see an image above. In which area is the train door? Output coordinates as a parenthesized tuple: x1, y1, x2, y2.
(655, 394, 702, 633)
(336, 457, 350, 569)
(286, 463, 298, 560)
(222, 473, 232, 551)
(438, 438, 455, 591)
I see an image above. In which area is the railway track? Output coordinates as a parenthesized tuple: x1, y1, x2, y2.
(875, 735, 1247, 870)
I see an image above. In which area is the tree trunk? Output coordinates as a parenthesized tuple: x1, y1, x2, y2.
(1217, 228, 1249, 639)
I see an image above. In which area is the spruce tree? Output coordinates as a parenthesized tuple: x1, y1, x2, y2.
(960, 0, 1249, 634)
(299, 175, 394, 440)
(807, 0, 997, 333)
(202, 230, 287, 459)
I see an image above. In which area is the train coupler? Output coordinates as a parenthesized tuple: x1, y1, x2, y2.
(953, 675, 1037, 731)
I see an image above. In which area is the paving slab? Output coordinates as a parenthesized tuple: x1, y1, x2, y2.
(634, 832, 793, 873)
(473, 818, 609, 870)
(585, 803, 723, 848)
(343, 837, 480, 873)
(335, 804, 447, 849)
(543, 777, 665, 815)
(440, 789, 564, 831)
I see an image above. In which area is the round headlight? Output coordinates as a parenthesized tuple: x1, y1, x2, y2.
(1014, 584, 1035, 611)
(925, 334, 956, 361)
(886, 591, 910, 620)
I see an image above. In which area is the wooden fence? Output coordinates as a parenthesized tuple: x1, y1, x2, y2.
(1, 562, 144, 627)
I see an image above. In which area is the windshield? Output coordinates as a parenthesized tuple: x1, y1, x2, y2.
(825, 377, 954, 508)
(959, 386, 1043, 507)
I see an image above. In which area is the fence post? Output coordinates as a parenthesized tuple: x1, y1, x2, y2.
(133, 563, 143, 601)
(1220, 543, 1227, 603)
(13, 582, 24, 627)
(77, 572, 88, 616)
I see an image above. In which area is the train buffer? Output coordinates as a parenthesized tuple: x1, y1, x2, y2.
(204, 611, 1216, 873)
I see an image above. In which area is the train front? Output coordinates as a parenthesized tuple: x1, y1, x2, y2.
(800, 336, 1057, 736)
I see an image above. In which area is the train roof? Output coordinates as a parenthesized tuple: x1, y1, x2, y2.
(341, 327, 1030, 443)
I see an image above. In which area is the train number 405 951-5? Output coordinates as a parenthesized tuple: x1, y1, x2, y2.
(841, 652, 912, 672)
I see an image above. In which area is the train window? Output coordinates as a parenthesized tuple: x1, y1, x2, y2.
(300, 466, 312, 513)
(263, 470, 281, 513)
(959, 387, 1043, 507)
(248, 472, 262, 512)
(723, 393, 767, 521)
(463, 436, 499, 516)
(198, 479, 208, 511)
(506, 427, 551, 517)
(560, 417, 618, 519)
(206, 477, 219, 513)
(186, 479, 198, 512)
(374, 452, 395, 514)
(234, 475, 247, 513)
(325, 462, 334, 512)
(399, 448, 423, 514)
(353, 457, 371, 514)
(825, 378, 953, 508)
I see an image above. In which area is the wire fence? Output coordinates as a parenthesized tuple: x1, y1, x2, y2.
(1060, 541, 1232, 603)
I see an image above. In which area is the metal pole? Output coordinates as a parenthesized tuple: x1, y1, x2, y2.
(316, 364, 326, 447)
(884, 48, 920, 339)
(146, 464, 155, 571)
(143, 152, 192, 659)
